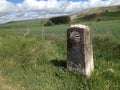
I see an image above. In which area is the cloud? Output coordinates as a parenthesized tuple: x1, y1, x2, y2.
(0, 0, 120, 23)
(0, 0, 16, 16)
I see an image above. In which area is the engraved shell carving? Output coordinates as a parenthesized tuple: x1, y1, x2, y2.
(69, 31, 80, 43)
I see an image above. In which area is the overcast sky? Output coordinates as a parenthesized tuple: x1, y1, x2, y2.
(0, 0, 120, 23)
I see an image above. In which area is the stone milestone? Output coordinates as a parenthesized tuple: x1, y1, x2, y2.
(67, 24, 94, 76)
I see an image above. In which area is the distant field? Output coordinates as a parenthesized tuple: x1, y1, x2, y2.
(0, 20, 120, 39)
(0, 24, 68, 38)
(101, 11, 120, 20)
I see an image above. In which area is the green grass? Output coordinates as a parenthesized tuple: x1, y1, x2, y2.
(0, 23, 69, 38)
(0, 20, 120, 90)
(90, 21, 120, 39)
(101, 11, 120, 20)
(0, 20, 120, 38)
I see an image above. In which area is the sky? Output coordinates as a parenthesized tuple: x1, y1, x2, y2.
(0, 0, 120, 23)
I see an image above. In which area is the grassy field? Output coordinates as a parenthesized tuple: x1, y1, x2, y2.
(0, 20, 120, 38)
(0, 20, 120, 90)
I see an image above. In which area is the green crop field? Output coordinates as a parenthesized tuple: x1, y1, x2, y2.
(0, 5, 120, 90)
(0, 20, 120, 38)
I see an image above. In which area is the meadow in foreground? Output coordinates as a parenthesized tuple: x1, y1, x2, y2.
(0, 21, 120, 90)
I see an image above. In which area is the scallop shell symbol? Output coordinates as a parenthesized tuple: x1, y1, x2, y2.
(70, 31, 80, 43)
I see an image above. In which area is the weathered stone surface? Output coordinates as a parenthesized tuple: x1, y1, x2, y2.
(67, 24, 94, 76)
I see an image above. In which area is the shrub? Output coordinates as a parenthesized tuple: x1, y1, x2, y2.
(44, 20, 54, 26)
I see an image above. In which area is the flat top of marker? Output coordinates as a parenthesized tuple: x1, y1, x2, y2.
(70, 24, 89, 30)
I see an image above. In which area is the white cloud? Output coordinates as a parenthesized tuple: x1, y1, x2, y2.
(0, 0, 120, 23)
(0, 0, 16, 15)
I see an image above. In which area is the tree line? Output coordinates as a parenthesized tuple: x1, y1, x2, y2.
(45, 16, 70, 26)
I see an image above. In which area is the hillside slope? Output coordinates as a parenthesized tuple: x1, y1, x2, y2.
(71, 5, 120, 23)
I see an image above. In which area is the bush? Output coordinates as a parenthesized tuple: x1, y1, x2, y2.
(50, 16, 70, 25)
(44, 20, 54, 26)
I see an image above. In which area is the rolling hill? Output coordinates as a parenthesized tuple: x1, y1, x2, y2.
(70, 5, 120, 23)
(0, 5, 119, 27)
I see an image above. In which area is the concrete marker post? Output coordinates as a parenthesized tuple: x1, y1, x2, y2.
(67, 24, 94, 76)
